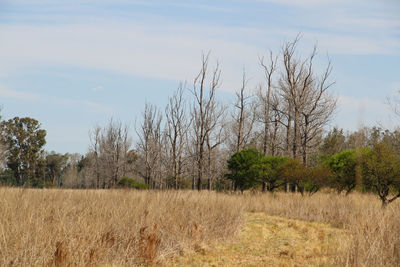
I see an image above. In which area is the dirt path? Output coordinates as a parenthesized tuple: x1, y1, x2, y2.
(173, 212, 349, 266)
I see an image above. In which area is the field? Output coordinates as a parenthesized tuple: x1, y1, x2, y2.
(1, 188, 399, 266)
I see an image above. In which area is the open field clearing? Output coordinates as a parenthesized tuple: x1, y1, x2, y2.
(173, 212, 349, 266)
(1, 188, 400, 266)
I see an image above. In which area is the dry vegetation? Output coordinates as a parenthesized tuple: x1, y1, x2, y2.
(1, 188, 399, 266)
(175, 212, 349, 266)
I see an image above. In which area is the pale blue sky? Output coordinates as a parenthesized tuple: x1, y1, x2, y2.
(0, 0, 399, 154)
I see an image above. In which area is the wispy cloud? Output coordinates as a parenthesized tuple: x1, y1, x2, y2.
(91, 85, 103, 92)
(0, 85, 39, 101)
(0, 83, 112, 114)
(0, 17, 398, 95)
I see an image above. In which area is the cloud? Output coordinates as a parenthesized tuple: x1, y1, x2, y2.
(0, 83, 112, 114)
(91, 85, 104, 92)
(0, 85, 39, 101)
(1, 17, 398, 95)
(253, 0, 348, 7)
(0, 23, 264, 93)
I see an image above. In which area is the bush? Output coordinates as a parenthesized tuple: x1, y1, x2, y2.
(117, 177, 148, 190)
(325, 149, 357, 195)
(362, 143, 400, 207)
(255, 156, 290, 192)
(226, 148, 263, 192)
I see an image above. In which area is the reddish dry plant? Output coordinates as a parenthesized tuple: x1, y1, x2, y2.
(52, 241, 68, 267)
(138, 225, 161, 264)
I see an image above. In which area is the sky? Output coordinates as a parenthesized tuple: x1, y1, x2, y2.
(0, 0, 399, 154)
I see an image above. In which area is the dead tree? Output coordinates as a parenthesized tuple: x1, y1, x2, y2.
(88, 119, 131, 188)
(300, 59, 336, 164)
(258, 51, 278, 155)
(232, 70, 256, 153)
(190, 52, 223, 191)
(136, 103, 163, 188)
(165, 84, 190, 189)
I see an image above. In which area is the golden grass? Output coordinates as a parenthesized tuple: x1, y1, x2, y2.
(0, 188, 399, 266)
(0, 188, 244, 266)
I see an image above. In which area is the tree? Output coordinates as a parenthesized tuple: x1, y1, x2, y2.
(0, 117, 46, 186)
(190, 52, 224, 190)
(136, 103, 163, 189)
(226, 148, 262, 192)
(89, 119, 132, 188)
(165, 84, 190, 189)
(256, 35, 336, 164)
(326, 149, 358, 195)
(256, 156, 289, 192)
(303, 164, 331, 195)
(258, 51, 278, 155)
(231, 70, 256, 153)
(362, 143, 400, 207)
(45, 152, 69, 187)
(280, 158, 307, 194)
(320, 128, 346, 156)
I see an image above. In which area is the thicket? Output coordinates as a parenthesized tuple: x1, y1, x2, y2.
(225, 142, 400, 207)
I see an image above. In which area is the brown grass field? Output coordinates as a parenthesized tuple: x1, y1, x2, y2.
(0, 188, 399, 266)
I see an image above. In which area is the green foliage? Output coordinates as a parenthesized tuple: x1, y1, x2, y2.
(0, 117, 46, 186)
(0, 169, 17, 186)
(255, 156, 290, 192)
(362, 143, 400, 206)
(320, 127, 346, 156)
(325, 149, 358, 194)
(117, 177, 148, 190)
(303, 165, 331, 195)
(226, 148, 263, 192)
(45, 152, 69, 186)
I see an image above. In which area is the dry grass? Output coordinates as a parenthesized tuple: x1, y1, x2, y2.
(0, 188, 399, 266)
(0, 188, 243, 266)
(242, 192, 400, 266)
(174, 212, 349, 266)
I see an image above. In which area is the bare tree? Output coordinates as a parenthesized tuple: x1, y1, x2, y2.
(258, 51, 278, 155)
(231, 70, 256, 153)
(165, 84, 190, 189)
(300, 59, 336, 163)
(88, 119, 132, 188)
(276, 35, 336, 164)
(190, 52, 223, 191)
(89, 126, 102, 188)
(136, 103, 163, 189)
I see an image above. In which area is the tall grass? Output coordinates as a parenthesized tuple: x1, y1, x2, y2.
(243, 192, 400, 266)
(0, 188, 399, 266)
(0, 188, 243, 266)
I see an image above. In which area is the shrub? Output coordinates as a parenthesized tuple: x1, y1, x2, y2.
(226, 148, 263, 192)
(255, 156, 290, 192)
(362, 143, 400, 207)
(325, 149, 357, 195)
(117, 177, 148, 190)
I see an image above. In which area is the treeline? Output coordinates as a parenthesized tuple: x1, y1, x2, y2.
(226, 134, 400, 207)
(0, 37, 399, 205)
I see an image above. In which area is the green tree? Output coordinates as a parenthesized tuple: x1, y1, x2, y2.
(226, 148, 262, 192)
(362, 143, 400, 207)
(304, 165, 331, 195)
(256, 156, 289, 192)
(45, 152, 69, 187)
(326, 149, 358, 195)
(0, 117, 46, 186)
(320, 127, 346, 156)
